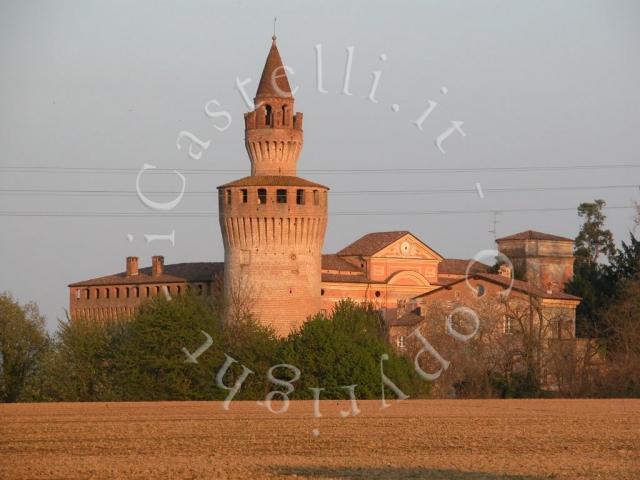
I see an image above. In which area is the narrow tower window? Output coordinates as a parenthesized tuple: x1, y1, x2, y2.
(282, 105, 287, 126)
(257, 188, 267, 204)
(313, 189, 319, 205)
(240, 189, 248, 203)
(296, 189, 305, 205)
(276, 189, 287, 203)
(225, 189, 232, 205)
(265, 105, 272, 126)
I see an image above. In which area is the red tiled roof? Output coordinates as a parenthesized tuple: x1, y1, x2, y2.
(337, 231, 410, 257)
(413, 273, 581, 302)
(496, 230, 573, 242)
(476, 273, 581, 301)
(218, 176, 328, 189)
(438, 258, 490, 275)
(321, 273, 370, 284)
(386, 311, 423, 327)
(256, 38, 292, 98)
(321, 254, 362, 273)
(69, 262, 223, 287)
(433, 278, 459, 287)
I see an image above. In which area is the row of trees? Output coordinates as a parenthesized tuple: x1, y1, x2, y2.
(0, 294, 429, 403)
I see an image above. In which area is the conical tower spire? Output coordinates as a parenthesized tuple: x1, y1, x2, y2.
(244, 36, 303, 176)
(256, 36, 292, 99)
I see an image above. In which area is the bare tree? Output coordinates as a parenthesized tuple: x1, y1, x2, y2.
(224, 273, 259, 325)
(598, 277, 640, 396)
(414, 293, 583, 398)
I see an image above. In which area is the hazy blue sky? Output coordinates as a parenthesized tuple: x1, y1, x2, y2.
(1, 0, 639, 330)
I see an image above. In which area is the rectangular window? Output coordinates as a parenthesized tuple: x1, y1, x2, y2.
(313, 189, 319, 205)
(276, 189, 287, 203)
(397, 336, 406, 349)
(225, 189, 232, 205)
(241, 189, 248, 203)
(76, 289, 81, 300)
(296, 189, 305, 205)
(257, 188, 267, 204)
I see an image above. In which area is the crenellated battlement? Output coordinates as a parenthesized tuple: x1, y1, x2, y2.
(244, 105, 303, 130)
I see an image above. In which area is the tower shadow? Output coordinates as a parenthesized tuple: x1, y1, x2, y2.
(275, 465, 548, 480)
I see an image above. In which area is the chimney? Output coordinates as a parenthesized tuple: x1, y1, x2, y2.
(152, 255, 164, 276)
(126, 256, 139, 276)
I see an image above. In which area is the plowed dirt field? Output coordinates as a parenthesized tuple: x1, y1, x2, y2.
(1, 399, 638, 479)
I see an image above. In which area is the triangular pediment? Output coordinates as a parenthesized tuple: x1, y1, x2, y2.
(373, 233, 444, 261)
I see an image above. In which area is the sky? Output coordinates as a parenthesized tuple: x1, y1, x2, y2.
(1, 0, 639, 331)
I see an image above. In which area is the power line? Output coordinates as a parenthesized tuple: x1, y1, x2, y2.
(0, 205, 634, 218)
(0, 184, 637, 197)
(0, 163, 639, 175)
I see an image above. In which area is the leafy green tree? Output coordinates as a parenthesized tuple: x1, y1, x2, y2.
(607, 233, 640, 281)
(0, 292, 49, 402)
(217, 317, 280, 400)
(574, 199, 616, 267)
(110, 294, 225, 400)
(280, 300, 429, 400)
(568, 200, 640, 338)
(109, 293, 279, 401)
(42, 315, 122, 401)
(567, 200, 617, 336)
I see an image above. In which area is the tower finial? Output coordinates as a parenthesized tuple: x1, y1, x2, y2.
(272, 17, 277, 42)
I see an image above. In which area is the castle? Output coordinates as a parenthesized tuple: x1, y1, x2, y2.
(69, 37, 581, 339)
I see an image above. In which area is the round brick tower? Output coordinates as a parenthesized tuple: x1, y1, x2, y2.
(218, 36, 328, 336)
